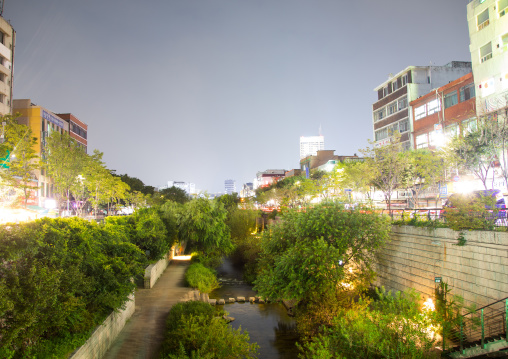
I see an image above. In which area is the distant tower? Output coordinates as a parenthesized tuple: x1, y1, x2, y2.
(224, 179, 236, 195)
(300, 135, 324, 159)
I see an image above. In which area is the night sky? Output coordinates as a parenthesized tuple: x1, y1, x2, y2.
(6, 0, 471, 193)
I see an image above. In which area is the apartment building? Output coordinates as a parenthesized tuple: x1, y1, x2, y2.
(56, 113, 88, 152)
(373, 62, 472, 149)
(467, 0, 508, 119)
(0, 16, 14, 115)
(411, 72, 476, 150)
(300, 135, 324, 159)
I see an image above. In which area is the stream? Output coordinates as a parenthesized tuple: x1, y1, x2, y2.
(210, 258, 301, 359)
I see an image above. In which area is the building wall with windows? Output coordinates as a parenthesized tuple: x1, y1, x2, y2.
(13, 99, 71, 207)
(467, 0, 508, 118)
(299, 135, 324, 159)
(57, 113, 88, 153)
(224, 179, 236, 195)
(372, 62, 472, 149)
(0, 16, 14, 115)
(411, 72, 476, 150)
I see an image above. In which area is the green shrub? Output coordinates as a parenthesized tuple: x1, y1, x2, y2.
(185, 263, 219, 293)
(161, 301, 258, 359)
(131, 207, 170, 260)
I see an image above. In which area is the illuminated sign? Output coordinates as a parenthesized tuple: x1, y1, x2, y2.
(42, 110, 65, 128)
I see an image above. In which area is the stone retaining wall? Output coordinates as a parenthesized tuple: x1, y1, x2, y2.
(70, 293, 135, 359)
(144, 247, 174, 289)
(374, 226, 508, 308)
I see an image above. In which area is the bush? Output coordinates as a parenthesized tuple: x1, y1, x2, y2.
(185, 263, 219, 293)
(0, 217, 145, 357)
(131, 207, 170, 261)
(160, 301, 258, 359)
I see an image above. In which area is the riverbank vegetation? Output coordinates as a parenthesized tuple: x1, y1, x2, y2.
(159, 301, 258, 359)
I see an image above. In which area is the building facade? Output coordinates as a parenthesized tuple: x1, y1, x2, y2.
(164, 181, 196, 195)
(411, 72, 476, 150)
(373, 62, 472, 149)
(254, 169, 286, 189)
(0, 16, 14, 116)
(300, 135, 324, 159)
(57, 113, 88, 152)
(224, 179, 236, 195)
(300, 150, 362, 173)
(467, 0, 508, 120)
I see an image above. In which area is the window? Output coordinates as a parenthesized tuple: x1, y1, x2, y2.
(462, 118, 477, 134)
(499, 0, 508, 17)
(399, 118, 409, 133)
(445, 124, 459, 139)
(415, 104, 427, 120)
(477, 9, 489, 30)
(388, 102, 397, 115)
(375, 128, 388, 141)
(383, 86, 388, 97)
(444, 92, 458, 108)
(480, 42, 492, 62)
(0, 32, 3, 46)
(401, 74, 408, 86)
(398, 97, 408, 110)
(0, 94, 4, 104)
(427, 99, 441, 115)
(392, 81, 399, 91)
(375, 108, 385, 122)
(0, 73, 4, 83)
(502, 33, 508, 50)
(460, 83, 475, 102)
(416, 134, 428, 149)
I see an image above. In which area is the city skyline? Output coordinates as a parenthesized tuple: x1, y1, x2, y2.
(6, 0, 471, 192)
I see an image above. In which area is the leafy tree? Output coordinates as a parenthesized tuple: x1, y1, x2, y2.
(253, 201, 391, 311)
(361, 132, 408, 210)
(0, 115, 39, 208)
(160, 185, 190, 204)
(403, 149, 445, 208)
(43, 131, 87, 214)
(178, 198, 232, 267)
(446, 119, 498, 190)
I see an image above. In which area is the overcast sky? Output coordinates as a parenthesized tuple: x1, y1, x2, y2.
(6, 0, 472, 193)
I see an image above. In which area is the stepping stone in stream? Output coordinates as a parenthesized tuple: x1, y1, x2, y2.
(209, 299, 217, 306)
(218, 299, 225, 305)
(249, 297, 255, 303)
(237, 296, 245, 302)
(228, 298, 236, 303)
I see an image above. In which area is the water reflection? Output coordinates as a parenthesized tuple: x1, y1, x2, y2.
(211, 259, 300, 359)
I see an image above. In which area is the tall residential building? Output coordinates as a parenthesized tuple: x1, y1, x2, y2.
(372, 62, 472, 149)
(300, 135, 324, 159)
(224, 179, 236, 195)
(0, 16, 14, 115)
(467, 0, 508, 120)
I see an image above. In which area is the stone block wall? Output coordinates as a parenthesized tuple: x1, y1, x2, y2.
(144, 248, 174, 289)
(70, 293, 135, 359)
(374, 226, 508, 308)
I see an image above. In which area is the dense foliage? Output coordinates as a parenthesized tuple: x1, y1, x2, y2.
(0, 217, 145, 357)
(300, 289, 438, 359)
(160, 301, 258, 359)
(185, 263, 220, 293)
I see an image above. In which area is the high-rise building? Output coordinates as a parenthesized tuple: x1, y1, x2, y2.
(224, 179, 236, 195)
(300, 135, 324, 159)
(373, 62, 472, 149)
(165, 181, 196, 195)
(0, 16, 14, 116)
(467, 0, 508, 120)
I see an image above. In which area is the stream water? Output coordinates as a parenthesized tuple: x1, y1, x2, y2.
(210, 258, 301, 359)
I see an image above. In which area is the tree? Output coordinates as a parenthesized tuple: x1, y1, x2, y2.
(446, 119, 498, 190)
(0, 115, 39, 208)
(44, 131, 87, 214)
(178, 198, 233, 267)
(159, 186, 190, 204)
(82, 150, 112, 216)
(403, 149, 445, 208)
(253, 202, 391, 308)
(361, 132, 408, 210)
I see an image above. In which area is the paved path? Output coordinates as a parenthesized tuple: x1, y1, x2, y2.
(103, 259, 193, 359)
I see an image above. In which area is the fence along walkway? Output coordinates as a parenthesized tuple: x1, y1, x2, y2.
(102, 258, 192, 359)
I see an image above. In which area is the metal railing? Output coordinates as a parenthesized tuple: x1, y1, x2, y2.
(446, 297, 508, 355)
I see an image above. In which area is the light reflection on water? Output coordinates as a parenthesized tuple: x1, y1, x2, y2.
(211, 259, 300, 359)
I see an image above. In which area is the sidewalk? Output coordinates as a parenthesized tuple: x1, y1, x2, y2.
(103, 258, 193, 359)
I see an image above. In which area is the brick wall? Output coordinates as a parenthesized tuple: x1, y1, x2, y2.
(374, 226, 508, 308)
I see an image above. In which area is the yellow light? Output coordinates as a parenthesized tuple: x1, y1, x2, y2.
(423, 297, 435, 312)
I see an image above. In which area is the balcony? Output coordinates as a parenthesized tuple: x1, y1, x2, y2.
(477, 19, 490, 31)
